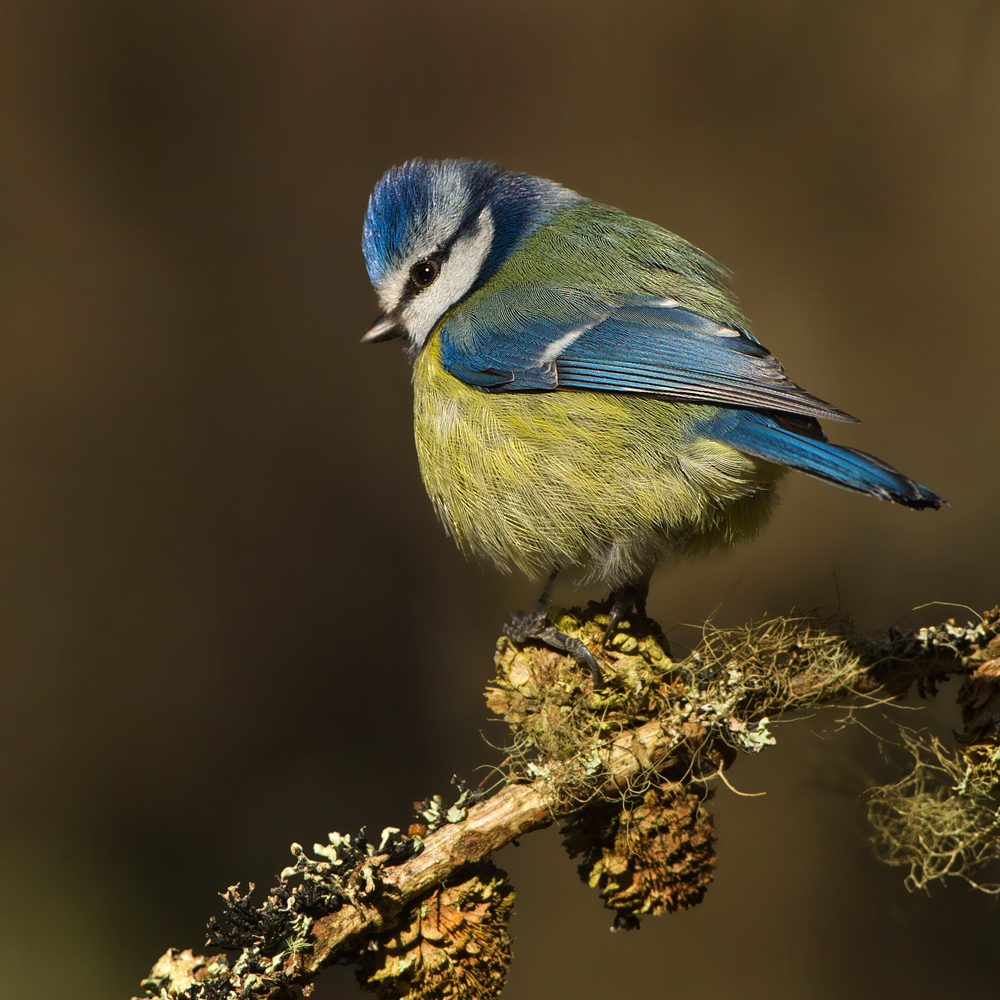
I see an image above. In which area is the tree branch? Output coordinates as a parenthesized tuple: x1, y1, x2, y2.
(137, 604, 1000, 1000)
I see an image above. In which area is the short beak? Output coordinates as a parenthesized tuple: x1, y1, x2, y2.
(361, 314, 404, 344)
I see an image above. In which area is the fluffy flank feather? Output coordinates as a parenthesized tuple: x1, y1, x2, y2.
(413, 339, 782, 588)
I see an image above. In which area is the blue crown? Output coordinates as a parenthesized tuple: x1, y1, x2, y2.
(362, 159, 576, 288)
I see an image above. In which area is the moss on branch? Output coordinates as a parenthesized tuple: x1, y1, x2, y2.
(137, 603, 1000, 1000)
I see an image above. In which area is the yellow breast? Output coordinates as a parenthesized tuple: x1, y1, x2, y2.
(412, 335, 781, 587)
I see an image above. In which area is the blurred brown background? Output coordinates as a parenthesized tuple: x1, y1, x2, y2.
(1, 1, 998, 997)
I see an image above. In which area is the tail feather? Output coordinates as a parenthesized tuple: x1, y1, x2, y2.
(705, 410, 945, 510)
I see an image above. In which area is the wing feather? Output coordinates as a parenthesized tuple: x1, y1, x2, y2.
(437, 288, 856, 422)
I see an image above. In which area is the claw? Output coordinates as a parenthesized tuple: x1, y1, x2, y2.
(503, 607, 547, 644)
(503, 611, 604, 686)
(603, 580, 650, 645)
(539, 627, 604, 685)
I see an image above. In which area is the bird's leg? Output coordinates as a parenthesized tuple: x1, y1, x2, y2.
(604, 578, 650, 644)
(533, 570, 558, 616)
(505, 570, 557, 634)
(503, 571, 604, 686)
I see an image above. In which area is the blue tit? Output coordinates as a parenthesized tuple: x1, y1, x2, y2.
(360, 158, 944, 669)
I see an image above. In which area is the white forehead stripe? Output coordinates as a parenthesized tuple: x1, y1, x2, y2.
(402, 205, 495, 350)
(422, 167, 474, 251)
(376, 166, 474, 314)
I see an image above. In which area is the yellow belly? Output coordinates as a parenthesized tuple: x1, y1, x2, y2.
(413, 336, 782, 587)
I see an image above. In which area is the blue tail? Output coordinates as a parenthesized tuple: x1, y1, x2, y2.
(705, 410, 945, 510)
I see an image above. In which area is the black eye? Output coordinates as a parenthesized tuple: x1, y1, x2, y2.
(410, 258, 440, 289)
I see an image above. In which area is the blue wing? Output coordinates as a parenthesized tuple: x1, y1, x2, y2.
(704, 409, 945, 509)
(438, 286, 856, 422)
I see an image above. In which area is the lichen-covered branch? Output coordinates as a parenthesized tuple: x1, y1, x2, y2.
(138, 604, 1000, 1000)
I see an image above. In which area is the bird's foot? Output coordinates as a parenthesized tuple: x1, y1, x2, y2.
(504, 609, 604, 686)
(604, 582, 650, 645)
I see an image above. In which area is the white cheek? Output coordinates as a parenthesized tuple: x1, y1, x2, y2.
(402, 207, 495, 349)
(378, 271, 408, 314)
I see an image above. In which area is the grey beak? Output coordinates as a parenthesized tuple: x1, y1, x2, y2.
(361, 314, 404, 344)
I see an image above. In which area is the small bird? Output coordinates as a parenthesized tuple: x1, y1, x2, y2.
(360, 159, 943, 677)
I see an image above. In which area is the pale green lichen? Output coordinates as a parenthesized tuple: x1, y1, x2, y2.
(868, 728, 1000, 894)
(488, 602, 827, 806)
(138, 604, 1000, 1000)
(413, 783, 489, 835)
(493, 601, 1000, 902)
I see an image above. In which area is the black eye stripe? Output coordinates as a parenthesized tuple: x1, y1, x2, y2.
(401, 248, 448, 301)
(399, 206, 491, 302)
